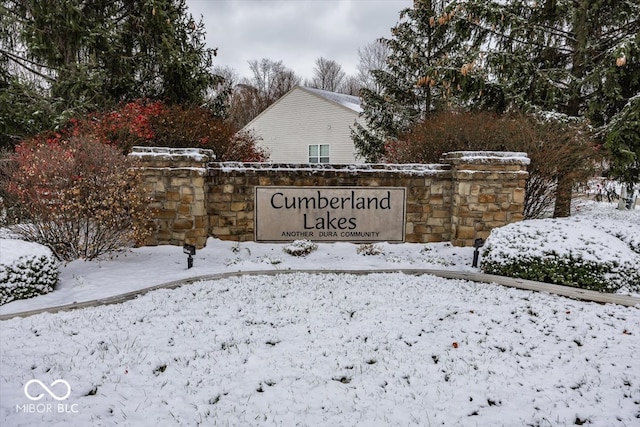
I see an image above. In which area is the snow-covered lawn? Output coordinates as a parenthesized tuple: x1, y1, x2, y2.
(1, 272, 639, 426)
(0, 239, 479, 316)
(1, 201, 639, 426)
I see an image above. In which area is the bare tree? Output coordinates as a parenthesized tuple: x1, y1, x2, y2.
(212, 66, 239, 93)
(340, 75, 362, 96)
(226, 84, 263, 128)
(356, 41, 389, 92)
(223, 59, 300, 127)
(307, 57, 346, 92)
(208, 65, 239, 116)
(247, 58, 300, 107)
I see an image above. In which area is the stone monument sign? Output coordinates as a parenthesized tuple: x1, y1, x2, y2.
(254, 186, 406, 242)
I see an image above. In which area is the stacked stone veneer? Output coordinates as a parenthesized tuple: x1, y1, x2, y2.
(130, 147, 212, 248)
(130, 147, 529, 248)
(208, 162, 454, 244)
(444, 152, 528, 246)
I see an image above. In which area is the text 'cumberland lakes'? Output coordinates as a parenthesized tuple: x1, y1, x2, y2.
(270, 190, 391, 210)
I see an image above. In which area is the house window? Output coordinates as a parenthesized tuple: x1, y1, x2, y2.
(309, 144, 330, 163)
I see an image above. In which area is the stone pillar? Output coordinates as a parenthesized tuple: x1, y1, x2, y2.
(443, 151, 529, 247)
(128, 147, 214, 249)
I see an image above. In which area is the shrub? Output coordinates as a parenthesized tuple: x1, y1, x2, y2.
(282, 240, 318, 257)
(575, 201, 640, 255)
(480, 219, 640, 293)
(62, 99, 268, 161)
(75, 99, 163, 151)
(357, 243, 384, 256)
(4, 137, 150, 261)
(146, 103, 268, 162)
(0, 239, 59, 305)
(384, 111, 599, 218)
(0, 150, 26, 226)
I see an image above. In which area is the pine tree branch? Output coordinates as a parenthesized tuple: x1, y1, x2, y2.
(0, 48, 56, 81)
(458, 16, 574, 56)
(0, 3, 29, 24)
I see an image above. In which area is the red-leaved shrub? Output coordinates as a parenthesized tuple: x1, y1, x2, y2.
(5, 136, 150, 261)
(146, 103, 268, 162)
(59, 100, 267, 161)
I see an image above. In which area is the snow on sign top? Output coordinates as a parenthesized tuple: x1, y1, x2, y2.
(302, 86, 363, 113)
(445, 151, 531, 165)
(213, 162, 450, 175)
(128, 146, 214, 162)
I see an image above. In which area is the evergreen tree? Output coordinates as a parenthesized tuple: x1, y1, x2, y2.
(605, 95, 640, 191)
(353, 0, 456, 163)
(354, 0, 640, 215)
(0, 0, 221, 149)
(449, 0, 640, 126)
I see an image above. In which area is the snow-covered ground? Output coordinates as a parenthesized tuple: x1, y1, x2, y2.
(1, 201, 639, 426)
(0, 238, 478, 316)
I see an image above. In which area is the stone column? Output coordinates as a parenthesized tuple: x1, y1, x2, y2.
(443, 151, 529, 247)
(129, 147, 214, 249)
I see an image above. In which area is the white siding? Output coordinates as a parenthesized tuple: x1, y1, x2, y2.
(244, 87, 365, 163)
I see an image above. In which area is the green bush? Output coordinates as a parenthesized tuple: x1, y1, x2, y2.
(0, 239, 59, 305)
(480, 219, 640, 293)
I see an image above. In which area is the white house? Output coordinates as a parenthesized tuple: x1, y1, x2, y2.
(242, 86, 365, 164)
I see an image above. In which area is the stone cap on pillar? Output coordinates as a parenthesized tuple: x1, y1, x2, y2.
(128, 146, 215, 168)
(441, 151, 530, 173)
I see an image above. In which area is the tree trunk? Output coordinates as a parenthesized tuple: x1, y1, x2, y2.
(553, 175, 572, 217)
(553, 0, 589, 219)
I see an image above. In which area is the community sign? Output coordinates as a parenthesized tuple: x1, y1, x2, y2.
(255, 186, 406, 242)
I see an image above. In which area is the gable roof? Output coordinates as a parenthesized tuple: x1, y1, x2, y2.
(299, 86, 363, 113)
(242, 86, 363, 132)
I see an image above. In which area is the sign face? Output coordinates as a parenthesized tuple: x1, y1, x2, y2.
(255, 186, 406, 242)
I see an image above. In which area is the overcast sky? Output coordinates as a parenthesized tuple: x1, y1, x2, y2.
(185, 0, 412, 81)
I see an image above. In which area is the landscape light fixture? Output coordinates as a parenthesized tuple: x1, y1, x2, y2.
(472, 238, 485, 268)
(183, 243, 196, 269)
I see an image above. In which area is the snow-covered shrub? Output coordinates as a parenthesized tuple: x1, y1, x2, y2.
(0, 239, 59, 305)
(573, 201, 640, 255)
(357, 243, 383, 256)
(480, 219, 640, 293)
(282, 240, 318, 257)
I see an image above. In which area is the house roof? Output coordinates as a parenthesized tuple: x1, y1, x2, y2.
(241, 85, 363, 132)
(299, 86, 363, 113)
